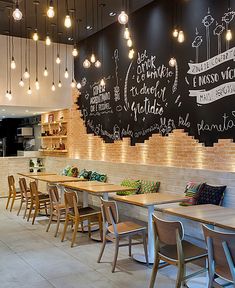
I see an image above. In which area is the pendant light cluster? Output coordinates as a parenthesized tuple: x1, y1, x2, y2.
(172, 0, 185, 43)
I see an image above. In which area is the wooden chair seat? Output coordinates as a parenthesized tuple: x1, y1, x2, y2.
(215, 266, 233, 282)
(108, 221, 146, 235)
(159, 241, 207, 263)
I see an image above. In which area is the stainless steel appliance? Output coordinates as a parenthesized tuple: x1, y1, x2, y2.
(0, 138, 7, 157)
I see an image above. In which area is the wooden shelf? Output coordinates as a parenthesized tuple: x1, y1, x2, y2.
(39, 136, 67, 139)
(39, 149, 68, 153)
(39, 121, 67, 126)
(29, 166, 45, 169)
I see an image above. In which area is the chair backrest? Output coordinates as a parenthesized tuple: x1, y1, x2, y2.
(203, 225, 235, 282)
(8, 175, 15, 194)
(48, 186, 60, 208)
(64, 190, 79, 217)
(19, 178, 29, 199)
(100, 198, 119, 226)
(152, 215, 184, 245)
(29, 181, 39, 202)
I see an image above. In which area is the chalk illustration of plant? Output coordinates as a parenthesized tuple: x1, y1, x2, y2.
(222, 10, 235, 50)
(192, 28, 203, 63)
(172, 59, 178, 94)
(202, 9, 214, 60)
(213, 23, 225, 54)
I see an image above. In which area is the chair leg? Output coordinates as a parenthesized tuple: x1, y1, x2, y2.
(112, 237, 120, 273)
(23, 200, 29, 219)
(149, 256, 160, 288)
(88, 219, 91, 238)
(143, 232, 149, 266)
(27, 202, 33, 221)
(61, 216, 69, 242)
(129, 236, 132, 257)
(10, 195, 16, 212)
(176, 263, 185, 288)
(97, 237, 107, 263)
(6, 193, 12, 209)
(98, 214, 103, 242)
(71, 220, 79, 248)
(32, 205, 39, 225)
(46, 209, 54, 232)
(54, 212, 61, 237)
(17, 199, 23, 216)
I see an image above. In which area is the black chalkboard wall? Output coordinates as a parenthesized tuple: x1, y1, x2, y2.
(75, 0, 235, 146)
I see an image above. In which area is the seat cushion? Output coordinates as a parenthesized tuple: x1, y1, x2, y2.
(159, 240, 207, 262)
(108, 221, 146, 235)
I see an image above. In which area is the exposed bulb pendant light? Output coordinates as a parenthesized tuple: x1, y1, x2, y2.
(33, 2, 39, 41)
(51, 82, 56, 91)
(51, 26, 56, 91)
(76, 82, 82, 89)
(35, 39, 40, 90)
(24, 68, 30, 79)
(83, 58, 91, 68)
(33, 31, 39, 41)
(19, 27, 24, 87)
(90, 53, 96, 63)
(177, 30, 185, 43)
(64, 1, 72, 28)
(58, 80, 62, 88)
(71, 79, 76, 88)
(5, 32, 10, 99)
(226, 29, 232, 41)
(44, 67, 48, 76)
(127, 38, 133, 47)
(124, 27, 130, 39)
(57, 30, 62, 87)
(95, 60, 101, 68)
(44, 16, 49, 76)
(11, 56, 16, 69)
(128, 48, 135, 59)
(35, 78, 40, 90)
(118, 11, 128, 25)
(172, 28, 179, 38)
(19, 79, 24, 87)
(23, 1, 29, 79)
(47, 0, 55, 18)
(100, 78, 105, 86)
(72, 46, 78, 57)
(100, 3, 105, 86)
(169, 57, 176, 67)
(13, 1, 22, 21)
(56, 55, 61, 64)
(46, 35, 51, 46)
(27, 86, 32, 95)
(64, 68, 69, 78)
(64, 41, 69, 78)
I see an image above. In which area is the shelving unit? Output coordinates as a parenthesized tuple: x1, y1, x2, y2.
(29, 158, 45, 173)
(39, 110, 69, 155)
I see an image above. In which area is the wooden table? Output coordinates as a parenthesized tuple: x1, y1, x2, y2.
(159, 204, 235, 231)
(27, 175, 86, 183)
(112, 193, 185, 264)
(18, 172, 57, 178)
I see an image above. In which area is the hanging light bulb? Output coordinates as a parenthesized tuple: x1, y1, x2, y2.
(72, 47, 78, 57)
(35, 79, 40, 90)
(45, 35, 51, 46)
(33, 31, 39, 41)
(127, 38, 133, 47)
(76, 82, 82, 89)
(124, 27, 130, 39)
(118, 11, 128, 25)
(23, 68, 30, 79)
(172, 28, 179, 38)
(27, 87, 32, 95)
(56, 55, 61, 64)
(47, 0, 55, 18)
(51, 82, 56, 91)
(11, 57, 16, 69)
(128, 48, 135, 59)
(43, 67, 48, 77)
(12, 3, 22, 21)
(90, 54, 96, 63)
(83, 59, 91, 69)
(95, 60, 101, 68)
(71, 79, 76, 88)
(58, 80, 62, 88)
(7, 91, 12, 101)
(100, 78, 105, 86)
(64, 68, 69, 79)
(19, 78, 24, 87)
(177, 30, 185, 43)
(5, 90, 9, 99)
(226, 29, 232, 41)
(64, 15, 72, 28)
(169, 57, 176, 67)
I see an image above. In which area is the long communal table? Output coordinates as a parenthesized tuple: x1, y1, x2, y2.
(112, 193, 185, 264)
(18, 172, 57, 178)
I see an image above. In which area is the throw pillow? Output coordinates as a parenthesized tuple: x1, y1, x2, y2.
(67, 167, 79, 177)
(78, 169, 92, 180)
(196, 184, 226, 206)
(139, 180, 160, 194)
(62, 165, 71, 176)
(117, 179, 141, 196)
(179, 182, 205, 206)
(90, 171, 107, 182)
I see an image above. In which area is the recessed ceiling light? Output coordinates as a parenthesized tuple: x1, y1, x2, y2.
(86, 25, 92, 30)
(109, 12, 116, 16)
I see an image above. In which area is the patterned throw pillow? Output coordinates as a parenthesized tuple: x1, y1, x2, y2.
(62, 165, 71, 176)
(117, 179, 141, 196)
(179, 182, 205, 206)
(78, 169, 92, 180)
(89, 171, 107, 182)
(139, 180, 160, 194)
(67, 167, 79, 177)
(196, 184, 226, 206)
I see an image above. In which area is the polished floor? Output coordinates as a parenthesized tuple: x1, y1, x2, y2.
(0, 199, 210, 288)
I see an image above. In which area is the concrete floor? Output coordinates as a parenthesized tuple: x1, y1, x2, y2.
(0, 198, 210, 288)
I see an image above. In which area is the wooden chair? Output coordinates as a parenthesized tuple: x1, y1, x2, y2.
(61, 190, 102, 247)
(28, 181, 50, 225)
(6, 175, 21, 211)
(46, 185, 66, 237)
(203, 225, 235, 287)
(149, 215, 207, 288)
(97, 198, 148, 273)
(18, 178, 31, 218)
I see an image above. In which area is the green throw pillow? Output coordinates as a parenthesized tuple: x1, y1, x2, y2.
(139, 180, 160, 194)
(179, 182, 205, 206)
(67, 167, 79, 177)
(62, 165, 71, 176)
(89, 171, 107, 182)
(117, 179, 141, 196)
(78, 169, 92, 180)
